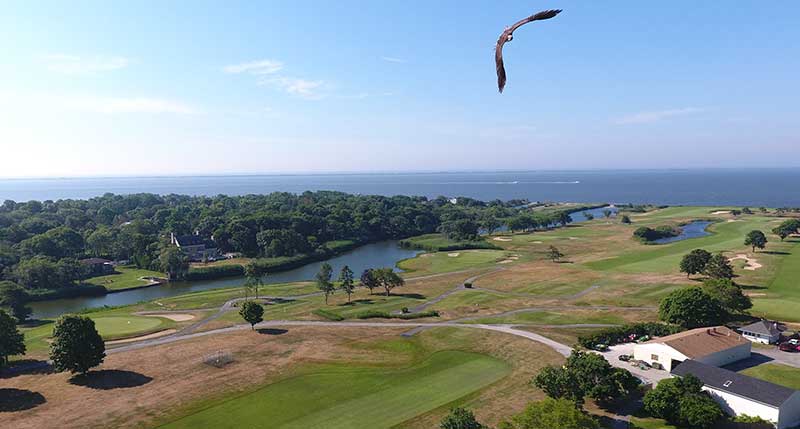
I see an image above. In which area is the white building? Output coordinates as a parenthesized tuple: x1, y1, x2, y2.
(633, 326, 751, 372)
(739, 320, 783, 344)
(672, 360, 800, 429)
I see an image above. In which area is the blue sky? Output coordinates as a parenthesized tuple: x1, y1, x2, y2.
(0, 1, 798, 177)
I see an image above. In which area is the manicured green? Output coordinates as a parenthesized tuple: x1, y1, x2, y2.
(741, 363, 800, 390)
(84, 266, 164, 291)
(161, 351, 510, 429)
(140, 282, 318, 311)
(399, 233, 498, 252)
(399, 250, 509, 274)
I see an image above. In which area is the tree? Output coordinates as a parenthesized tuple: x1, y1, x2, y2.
(159, 247, 189, 280)
(532, 366, 584, 405)
(479, 214, 502, 236)
(679, 393, 724, 429)
(679, 249, 712, 277)
(644, 375, 722, 429)
(374, 267, 404, 296)
(244, 262, 266, 299)
(338, 265, 355, 303)
(702, 278, 752, 314)
(546, 246, 564, 263)
(703, 253, 734, 280)
(582, 211, 594, 221)
(557, 212, 573, 227)
(50, 315, 105, 375)
(0, 310, 25, 368)
(659, 287, 726, 328)
(239, 301, 264, 330)
(602, 209, 612, 219)
(744, 230, 767, 252)
(0, 281, 31, 322)
(440, 407, 484, 429)
(620, 214, 631, 224)
(533, 351, 638, 407)
(498, 398, 599, 429)
(360, 269, 379, 294)
(772, 219, 800, 241)
(316, 263, 335, 304)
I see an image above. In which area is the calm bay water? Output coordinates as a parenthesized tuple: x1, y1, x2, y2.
(3, 169, 800, 206)
(31, 241, 421, 319)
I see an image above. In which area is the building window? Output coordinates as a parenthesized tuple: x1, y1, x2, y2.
(651, 354, 659, 361)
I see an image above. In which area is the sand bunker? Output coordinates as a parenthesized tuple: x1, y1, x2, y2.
(106, 329, 177, 345)
(498, 255, 520, 264)
(568, 237, 578, 240)
(492, 237, 512, 242)
(532, 241, 543, 244)
(744, 292, 766, 297)
(145, 313, 195, 322)
(711, 210, 731, 215)
(730, 254, 762, 271)
(447, 253, 460, 257)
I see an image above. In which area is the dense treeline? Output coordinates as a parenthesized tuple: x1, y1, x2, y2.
(0, 192, 527, 296)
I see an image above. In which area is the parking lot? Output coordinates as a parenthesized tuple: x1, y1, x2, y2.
(600, 343, 672, 385)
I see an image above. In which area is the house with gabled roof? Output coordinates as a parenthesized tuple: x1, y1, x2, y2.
(739, 320, 783, 344)
(633, 326, 751, 372)
(672, 360, 800, 429)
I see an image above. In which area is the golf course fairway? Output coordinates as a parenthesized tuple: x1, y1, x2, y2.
(162, 350, 510, 429)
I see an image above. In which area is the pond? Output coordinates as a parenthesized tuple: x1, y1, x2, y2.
(652, 220, 713, 244)
(30, 241, 421, 319)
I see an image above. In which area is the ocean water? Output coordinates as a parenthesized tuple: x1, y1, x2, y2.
(2, 169, 800, 206)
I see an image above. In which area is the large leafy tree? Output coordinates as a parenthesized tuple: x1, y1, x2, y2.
(679, 249, 712, 277)
(50, 315, 105, 375)
(546, 246, 564, 263)
(243, 261, 266, 299)
(374, 267, 405, 297)
(0, 281, 31, 322)
(702, 278, 752, 314)
(703, 253, 734, 280)
(744, 230, 768, 252)
(644, 375, 722, 429)
(440, 407, 484, 429)
(338, 265, 355, 303)
(498, 398, 599, 429)
(533, 351, 639, 407)
(316, 263, 335, 304)
(360, 269, 379, 295)
(239, 301, 264, 330)
(772, 219, 800, 241)
(159, 247, 189, 280)
(0, 309, 25, 368)
(659, 287, 726, 328)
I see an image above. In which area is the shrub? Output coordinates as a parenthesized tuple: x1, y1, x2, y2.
(578, 323, 683, 349)
(185, 264, 244, 281)
(633, 225, 681, 242)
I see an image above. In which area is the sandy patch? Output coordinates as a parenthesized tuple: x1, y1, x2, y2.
(420, 253, 434, 258)
(106, 329, 177, 345)
(531, 241, 543, 244)
(568, 237, 578, 240)
(727, 219, 738, 222)
(145, 313, 195, 322)
(498, 259, 514, 264)
(730, 254, 763, 271)
(744, 292, 766, 297)
(711, 210, 731, 215)
(448, 252, 460, 257)
(492, 237, 512, 242)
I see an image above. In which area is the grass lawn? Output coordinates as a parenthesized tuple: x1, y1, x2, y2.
(398, 249, 510, 275)
(740, 363, 800, 390)
(399, 233, 498, 251)
(21, 309, 176, 355)
(465, 309, 628, 325)
(139, 282, 319, 311)
(160, 350, 510, 429)
(84, 266, 164, 291)
(629, 417, 678, 429)
(586, 216, 779, 273)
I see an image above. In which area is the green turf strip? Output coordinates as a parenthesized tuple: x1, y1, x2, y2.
(161, 351, 509, 429)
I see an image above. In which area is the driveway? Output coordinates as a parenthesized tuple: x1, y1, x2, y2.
(600, 343, 672, 385)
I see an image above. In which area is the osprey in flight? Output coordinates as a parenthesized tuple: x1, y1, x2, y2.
(495, 9, 561, 93)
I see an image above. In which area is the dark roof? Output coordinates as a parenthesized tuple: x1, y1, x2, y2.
(174, 235, 208, 246)
(671, 360, 796, 407)
(79, 258, 112, 265)
(740, 320, 782, 337)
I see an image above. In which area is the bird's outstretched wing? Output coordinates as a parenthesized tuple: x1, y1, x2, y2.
(495, 9, 561, 93)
